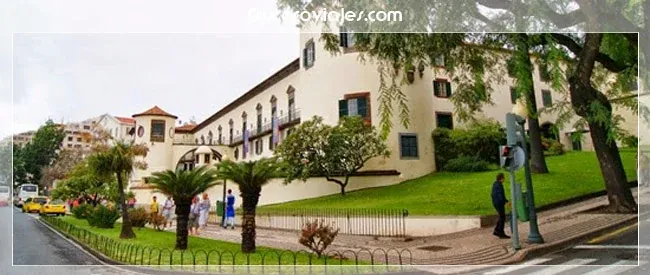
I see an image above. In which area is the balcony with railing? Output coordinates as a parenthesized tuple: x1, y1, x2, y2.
(228, 109, 301, 147)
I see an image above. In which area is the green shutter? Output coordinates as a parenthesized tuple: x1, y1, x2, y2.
(357, 97, 368, 118)
(433, 81, 441, 96)
(303, 48, 308, 67)
(340, 27, 348, 47)
(445, 82, 452, 97)
(338, 99, 348, 118)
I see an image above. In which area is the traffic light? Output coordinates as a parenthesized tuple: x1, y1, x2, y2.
(500, 145, 514, 168)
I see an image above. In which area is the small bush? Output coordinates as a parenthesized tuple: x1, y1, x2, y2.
(299, 219, 339, 258)
(148, 213, 166, 231)
(71, 204, 93, 219)
(542, 137, 565, 156)
(433, 119, 506, 170)
(128, 207, 148, 228)
(443, 156, 492, 172)
(87, 205, 120, 228)
(621, 135, 638, 148)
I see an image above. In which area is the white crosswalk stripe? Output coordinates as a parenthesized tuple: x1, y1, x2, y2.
(580, 260, 646, 275)
(483, 258, 553, 274)
(524, 258, 598, 275)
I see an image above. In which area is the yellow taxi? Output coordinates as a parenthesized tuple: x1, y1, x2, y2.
(22, 196, 48, 213)
(40, 199, 67, 216)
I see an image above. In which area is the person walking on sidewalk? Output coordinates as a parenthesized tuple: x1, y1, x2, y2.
(198, 193, 211, 229)
(162, 196, 174, 229)
(491, 173, 510, 239)
(149, 196, 159, 216)
(189, 196, 201, 235)
(224, 189, 236, 229)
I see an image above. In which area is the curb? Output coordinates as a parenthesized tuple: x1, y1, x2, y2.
(489, 214, 638, 266)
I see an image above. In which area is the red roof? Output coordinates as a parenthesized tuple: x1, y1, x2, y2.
(175, 123, 196, 133)
(132, 106, 177, 119)
(115, 116, 135, 124)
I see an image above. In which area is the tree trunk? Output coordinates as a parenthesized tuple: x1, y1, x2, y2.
(116, 173, 135, 239)
(174, 198, 191, 250)
(517, 34, 549, 174)
(569, 33, 637, 213)
(240, 193, 259, 253)
(340, 185, 346, 196)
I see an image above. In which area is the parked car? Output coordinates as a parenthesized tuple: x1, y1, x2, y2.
(39, 199, 66, 216)
(0, 186, 9, 207)
(22, 196, 48, 213)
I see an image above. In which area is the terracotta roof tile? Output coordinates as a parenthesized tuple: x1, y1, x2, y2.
(175, 123, 197, 133)
(115, 116, 136, 124)
(132, 106, 177, 119)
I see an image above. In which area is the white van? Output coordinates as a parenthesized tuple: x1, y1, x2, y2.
(14, 184, 38, 207)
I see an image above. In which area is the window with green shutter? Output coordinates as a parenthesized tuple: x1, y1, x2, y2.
(542, 89, 552, 107)
(433, 79, 451, 98)
(338, 94, 371, 123)
(436, 113, 454, 129)
(510, 87, 518, 104)
(338, 99, 348, 118)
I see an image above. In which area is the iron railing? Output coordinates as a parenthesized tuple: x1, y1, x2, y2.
(41, 216, 412, 269)
(253, 208, 409, 237)
(230, 109, 301, 146)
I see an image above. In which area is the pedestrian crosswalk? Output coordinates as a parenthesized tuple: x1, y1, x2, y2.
(480, 258, 646, 275)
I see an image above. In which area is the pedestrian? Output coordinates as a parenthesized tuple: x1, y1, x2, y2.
(149, 196, 159, 216)
(128, 197, 137, 209)
(162, 196, 174, 229)
(491, 173, 510, 239)
(189, 196, 201, 235)
(72, 198, 79, 208)
(224, 189, 236, 229)
(199, 193, 211, 229)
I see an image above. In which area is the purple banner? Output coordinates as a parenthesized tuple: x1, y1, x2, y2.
(272, 116, 279, 144)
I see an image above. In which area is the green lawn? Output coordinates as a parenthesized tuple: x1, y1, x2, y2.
(52, 216, 364, 266)
(259, 150, 638, 216)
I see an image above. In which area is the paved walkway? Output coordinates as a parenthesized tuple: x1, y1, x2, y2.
(160, 186, 644, 267)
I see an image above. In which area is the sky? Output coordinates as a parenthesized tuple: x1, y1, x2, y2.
(0, 0, 301, 139)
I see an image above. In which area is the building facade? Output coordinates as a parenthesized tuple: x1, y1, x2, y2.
(128, 30, 639, 207)
(96, 114, 136, 142)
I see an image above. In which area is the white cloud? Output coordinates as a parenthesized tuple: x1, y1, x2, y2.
(0, 0, 301, 138)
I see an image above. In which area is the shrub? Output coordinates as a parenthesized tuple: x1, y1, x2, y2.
(433, 119, 505, 170)
(128, 207, 148, 228)
(71, 203, 93, 219)
(443, 156, 492, 172)
(621, 135, 638, 148)
(542, 137, 565, 156)
(299, 219, 339, 258)
(148, 213, 166, 231)
(87, 205, 120, 228)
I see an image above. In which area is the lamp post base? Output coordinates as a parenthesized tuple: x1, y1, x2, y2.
(527, 233, 545, 244)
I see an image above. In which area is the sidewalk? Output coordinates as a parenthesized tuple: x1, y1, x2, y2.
(162, 187, 644, 267)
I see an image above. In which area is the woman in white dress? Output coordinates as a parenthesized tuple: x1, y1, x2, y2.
(198, 193, 211, 229)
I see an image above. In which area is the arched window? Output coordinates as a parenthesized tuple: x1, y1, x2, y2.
(228, 119, 234, 144)
(200, 135, 205, 145)
(217, 125, 222, 145)
(256, 103, 263, 133)
(208, 131, 213, 145)
(287, 86, 296, 121)
(195, 138, 198, 144)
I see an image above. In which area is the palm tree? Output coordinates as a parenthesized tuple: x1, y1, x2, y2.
(216, 158, 283, 253)
(148, 166, 219, 250)
(88, 141, 148, 239)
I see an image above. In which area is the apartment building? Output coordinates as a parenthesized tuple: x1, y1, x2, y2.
(13, 131, 35, 147)
(96, 114, 136, 142)
(127, 30, 639, 207)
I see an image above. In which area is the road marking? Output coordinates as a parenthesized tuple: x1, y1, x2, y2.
(580, 260, 646, 275)
(574, 244, 650, 250)
(483, 258, 553, 274)
(587, 223, 638, 244)
(524, 258, 598, 275)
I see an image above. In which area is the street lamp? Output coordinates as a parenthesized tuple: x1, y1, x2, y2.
(220, 154, 229, 227)
(511, 100, 544, 244)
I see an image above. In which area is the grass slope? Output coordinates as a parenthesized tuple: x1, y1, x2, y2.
(259, 151, 637, 216)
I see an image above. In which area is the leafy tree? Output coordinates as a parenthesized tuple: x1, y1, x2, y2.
(148, 166, 219, 250)
(87, 141, 148, 239)
(40, 149, 84, 191)
(50, 159, 118, 206)
(20, 120, 65, 185)
(274, 116, 390, 195)
(12, 144, 28, 187)
(278, 1, 641, 212)
(0, 141, 12, 184)
(216, 158, 283, 253)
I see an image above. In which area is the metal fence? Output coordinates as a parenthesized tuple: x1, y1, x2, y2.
(41, 216, 411, 269)
(254, 208, 409, 238)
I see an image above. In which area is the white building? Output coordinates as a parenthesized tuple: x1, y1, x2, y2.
(128, 30, 639, 207)
(96, 114, 136, 142)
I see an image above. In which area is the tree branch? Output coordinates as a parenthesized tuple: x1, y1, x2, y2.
(550, 33, 634, 74)
(324, 176, 344, 186)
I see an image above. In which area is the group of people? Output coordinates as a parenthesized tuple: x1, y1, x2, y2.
(140, 190, 238, 235)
